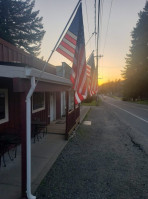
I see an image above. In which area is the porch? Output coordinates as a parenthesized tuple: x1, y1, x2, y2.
(0, 123, 67, 199)
(0, 106, 90, 199)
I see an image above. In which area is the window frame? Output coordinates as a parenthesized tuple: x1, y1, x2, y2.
(32, 92, 45, 113)
(0, 89, 9, 124)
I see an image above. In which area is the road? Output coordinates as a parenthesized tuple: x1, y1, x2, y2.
(101, 95, 148, 154)
(36, 100, 148, 199)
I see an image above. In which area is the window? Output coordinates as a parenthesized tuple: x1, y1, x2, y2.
(32, 92, 45, 113)
(0, 89, 9, 124)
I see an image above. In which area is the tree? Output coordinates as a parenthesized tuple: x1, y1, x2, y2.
(99, 79, 123, 97)
(123, 1, 148, 100)
(0, 0, 45, 56)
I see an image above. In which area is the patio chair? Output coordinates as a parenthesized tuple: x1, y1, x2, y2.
(31, 119, 47, 143)
(0, 142, 6, 167)
(0, 132, 21, 167)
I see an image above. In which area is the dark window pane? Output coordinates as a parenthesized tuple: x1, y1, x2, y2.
(33, 92, 45, 110)
(0, 92, 5, 119)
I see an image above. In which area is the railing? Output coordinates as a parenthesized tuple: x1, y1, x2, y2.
(67, 110, 76, 133)
(75, 105, 80, 120)
(0, 38, 56, 74)
(66, 105, 80, 139)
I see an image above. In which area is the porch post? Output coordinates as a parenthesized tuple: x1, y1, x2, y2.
(74, 91, 76, 110)
(65, 91, 69, 140)
(20, 92, 27, 198)
(78, 103, 80, 124)
(74, 91, 76, 126)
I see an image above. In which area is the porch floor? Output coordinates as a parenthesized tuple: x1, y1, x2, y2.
(0, 124, 67, 199)
(48, 117, 66, 135)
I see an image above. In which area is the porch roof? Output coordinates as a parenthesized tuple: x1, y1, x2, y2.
(0, 64, 72, 91)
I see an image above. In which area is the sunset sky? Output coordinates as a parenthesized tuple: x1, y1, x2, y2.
(34, 0, 146, 85)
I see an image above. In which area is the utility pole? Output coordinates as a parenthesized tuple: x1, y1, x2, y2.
(97, 54, 103, 80)
(95, 54, 103, 101)
(96, 0, 101, 104)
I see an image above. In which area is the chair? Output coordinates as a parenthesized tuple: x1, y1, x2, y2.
(0, 142, 7, 167)
(0, 132, 21, 167)
(31, 119, 47, 143)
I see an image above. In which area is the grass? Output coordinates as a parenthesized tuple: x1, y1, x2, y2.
(134, 100, 148, 105)
(83, 108, 91, 121)
(77, 127, 85, 136)
(124, 98, 148, 105)
(112, 96, 122, 100)
(82, 99, 101, 106)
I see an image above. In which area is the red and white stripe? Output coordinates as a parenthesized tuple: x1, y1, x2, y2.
(86, 64, 91, 77)
(89, 70, 98, 96)
(56, 30, 77, 62)
(70, 45, 87, 104)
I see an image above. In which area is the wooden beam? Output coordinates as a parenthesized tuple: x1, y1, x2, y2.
(65, 91, 69, 140)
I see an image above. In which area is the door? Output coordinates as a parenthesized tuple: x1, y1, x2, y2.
(61, 91, 66, 117)
(50, 93, 56, 121)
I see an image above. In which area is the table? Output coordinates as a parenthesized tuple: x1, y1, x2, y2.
(31, 121, 47, 142)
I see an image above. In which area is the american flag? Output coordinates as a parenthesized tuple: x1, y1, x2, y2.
(90, 69, 98, 96)
(87, 51, 98, 96)
(56, 3, 87, 104)
(56, 3, 80, 62)
(86, 64, 91, 77)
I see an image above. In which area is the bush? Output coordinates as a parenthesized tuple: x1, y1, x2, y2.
(83, 95, 96, 103)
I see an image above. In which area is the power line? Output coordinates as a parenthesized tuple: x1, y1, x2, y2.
(100, 0, 104, 31)
(97, 0, 104, 81)
(96, 0, 101, 72)
(97, 0, 105, 56)
(94, 0, 97, 49)
(102, 0, 114, 54)
(96, 0, 101, 101)
(86, 32, 95, 46)
(99, 0, 113, 80)
(94, 0, 97, 34)
(84, 0, 92, 50)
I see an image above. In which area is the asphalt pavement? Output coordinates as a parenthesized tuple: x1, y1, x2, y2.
(35, 101, 148, 199)
(101, 95, 148, 154)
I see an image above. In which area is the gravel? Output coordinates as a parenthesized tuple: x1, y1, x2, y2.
(36, 105, 148, 199)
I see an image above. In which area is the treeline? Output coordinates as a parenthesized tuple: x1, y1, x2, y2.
(122, 1, 148, 101)
(0, 0, 45, 56)
(99, 79, 123, 97)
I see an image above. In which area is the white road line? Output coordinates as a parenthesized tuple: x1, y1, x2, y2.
(106, 101, 148, 124)
(104, 96, 148, 111)
(122, 102, 148, 112)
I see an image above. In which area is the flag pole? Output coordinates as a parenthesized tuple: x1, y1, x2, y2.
(96, 0, 101, 104)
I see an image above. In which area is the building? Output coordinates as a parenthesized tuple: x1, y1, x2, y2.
(0, 38, 80, 197)
(56, 62, 74, 117)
